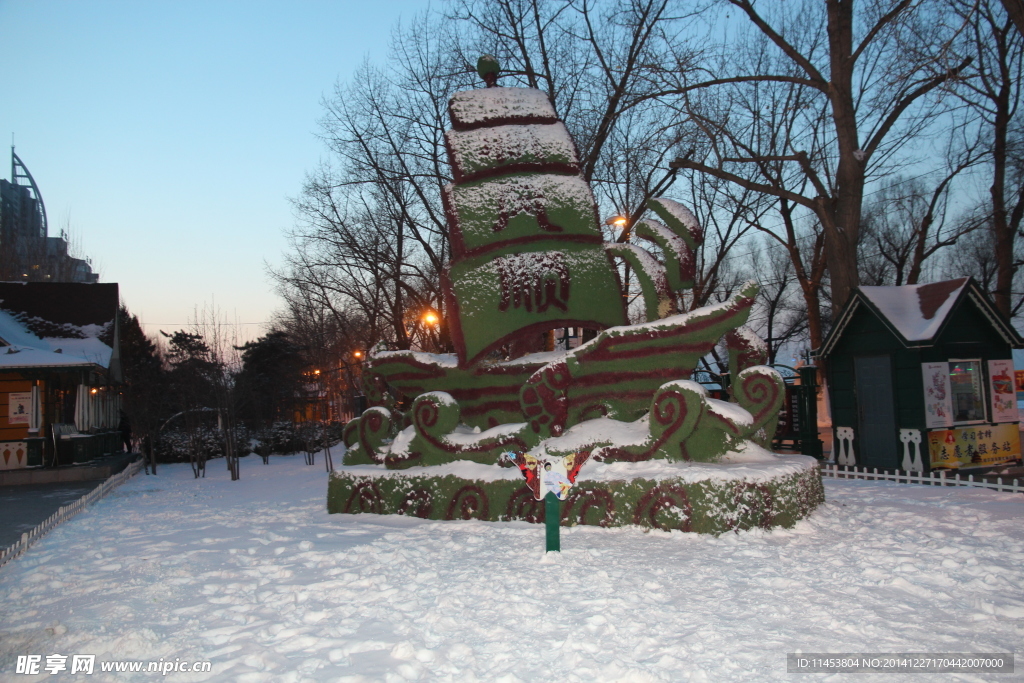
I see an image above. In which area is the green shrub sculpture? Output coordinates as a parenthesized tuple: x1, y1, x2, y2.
(330, 57, 823, 533)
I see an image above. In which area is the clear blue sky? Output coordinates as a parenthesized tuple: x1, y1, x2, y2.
(0, 0, 430, 343)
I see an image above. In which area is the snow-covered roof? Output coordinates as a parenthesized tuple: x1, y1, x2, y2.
(859, 278, 967, 341)
(0, 283, 117, 371)
(0, 309, 112, 369)
(820, 277, 1023, 356)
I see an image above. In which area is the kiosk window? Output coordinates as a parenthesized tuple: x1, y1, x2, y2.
(949, 360, 985, 423)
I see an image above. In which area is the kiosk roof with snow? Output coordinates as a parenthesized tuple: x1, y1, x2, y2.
(820, 278, 1023, 473)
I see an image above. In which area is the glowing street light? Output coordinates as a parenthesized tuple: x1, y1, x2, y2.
(604, 215, 630, 241)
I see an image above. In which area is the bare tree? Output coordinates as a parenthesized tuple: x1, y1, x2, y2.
(1000, 0, 1024, 37)
(272, 274, 372, 419)
(192, 306, 243, 481)
(859, 146, 982, 287)
(950, 0, 1024, 315)
(278, 0, 729, 359)
(667, 0, 970, 315)
(749, 240, 808, 365)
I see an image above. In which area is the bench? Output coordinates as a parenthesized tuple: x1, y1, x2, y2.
(51, 423, 87, 465)
(52, 423, 79, 439)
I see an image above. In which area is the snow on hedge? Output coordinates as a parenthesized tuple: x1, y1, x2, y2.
(448, 86, 557, 129)
(446, 123, 579, 180)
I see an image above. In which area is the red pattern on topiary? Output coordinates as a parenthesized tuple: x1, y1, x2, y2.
(445, 485, 491, 520)
(633, 484, 692, 532)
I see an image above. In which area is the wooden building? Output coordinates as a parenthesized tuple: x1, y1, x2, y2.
(0, 283, 122, 469)
(819, 278, 1023, 472)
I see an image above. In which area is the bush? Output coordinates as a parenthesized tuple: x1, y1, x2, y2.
(154, 424, 252, 463)
(249, 421, 346, 456)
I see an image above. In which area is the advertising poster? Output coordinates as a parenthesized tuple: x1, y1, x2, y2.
(988, 359, 1019, 423)
(1016, 369, 1024, 400)
(7, 392, 31, 425)
(927, 423, 1021, 469)
(921, 363, 953, 428)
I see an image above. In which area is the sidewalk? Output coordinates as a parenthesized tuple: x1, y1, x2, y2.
(0, 452, 140, 549)
(0, 481, 98, 548)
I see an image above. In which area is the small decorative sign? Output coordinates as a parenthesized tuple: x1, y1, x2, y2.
(987, 359, 1018, 424)
(504, 450, 589, 501)
(503, 450, 590, 552)
(8, 392, 31, 425)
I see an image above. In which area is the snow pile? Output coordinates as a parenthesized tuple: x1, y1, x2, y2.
(2, 457, 1022, 681)
(340, 445, 813, 485)
(536, 415, 651, 455)
(371, 350, 460, 368)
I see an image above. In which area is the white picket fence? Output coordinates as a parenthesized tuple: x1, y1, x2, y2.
(0, 458, 144, 569)
(821, 462, 1024, 494)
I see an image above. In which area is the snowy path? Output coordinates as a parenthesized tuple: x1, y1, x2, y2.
(1, 457, 1022, 682)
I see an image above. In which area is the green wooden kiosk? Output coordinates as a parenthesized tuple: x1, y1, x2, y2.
(819, 278, 1023, 472)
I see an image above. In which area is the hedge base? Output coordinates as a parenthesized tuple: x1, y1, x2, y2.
(327, 455, 824, 534)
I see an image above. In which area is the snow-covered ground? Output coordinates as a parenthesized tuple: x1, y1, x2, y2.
(1, 456, 1022, 682)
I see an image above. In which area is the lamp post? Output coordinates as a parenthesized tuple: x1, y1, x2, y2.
(411, 309, 441, 352)
(605, 215, 634, 308)
(605, 215, 629, 241)
(351, 350, 367, 417)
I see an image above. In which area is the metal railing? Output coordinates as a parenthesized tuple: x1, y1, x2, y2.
(821, 463, 1023, 494)
(0, 458, 144, 569)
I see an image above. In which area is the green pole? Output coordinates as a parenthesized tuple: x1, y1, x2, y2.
(544, 492, 560, 552)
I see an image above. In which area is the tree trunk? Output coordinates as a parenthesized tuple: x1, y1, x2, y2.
(1001, 0, 1024, 37)
(824, 0, 863, 313)
(991, 98, 1013, 315)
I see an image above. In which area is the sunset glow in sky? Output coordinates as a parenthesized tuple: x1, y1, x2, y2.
(0, 0, 429, 342)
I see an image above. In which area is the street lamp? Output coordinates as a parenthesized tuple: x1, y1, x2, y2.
(605, 215, 630, 241)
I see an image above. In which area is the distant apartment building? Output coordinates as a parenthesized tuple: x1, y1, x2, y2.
(0, 148, 98, 283)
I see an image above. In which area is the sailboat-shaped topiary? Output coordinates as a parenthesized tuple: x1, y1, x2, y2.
(328, 58, 823, 533)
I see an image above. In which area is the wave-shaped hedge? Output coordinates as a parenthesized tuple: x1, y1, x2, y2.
(327, 459, 823, 534)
